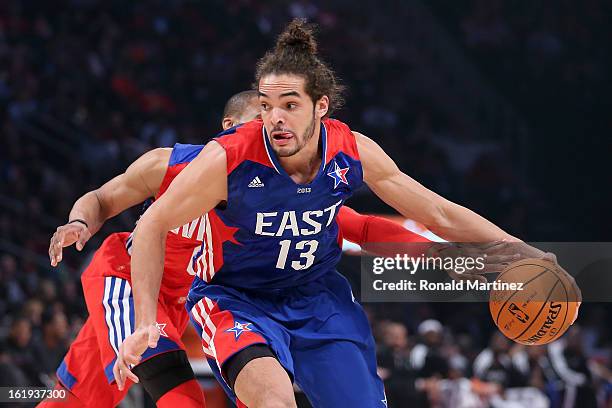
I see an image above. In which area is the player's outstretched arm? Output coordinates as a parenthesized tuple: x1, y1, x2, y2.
(114, 141, 227, 390)
(337, 206, 432, 255)
(355, 132, 515, 243)
(48, 148, 170, 266)
(337, 206, 524, 279)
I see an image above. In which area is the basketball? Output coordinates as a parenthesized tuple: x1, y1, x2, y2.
(489, 259, 579, 345)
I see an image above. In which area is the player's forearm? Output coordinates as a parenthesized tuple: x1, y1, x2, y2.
(67, 190, 109, 235)
(373, 178, 513, 243)
(429, 201, 515, 242)
(131, 217, 166, 328)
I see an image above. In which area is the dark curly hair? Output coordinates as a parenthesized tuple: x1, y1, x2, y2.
(254, 18, 345, 118)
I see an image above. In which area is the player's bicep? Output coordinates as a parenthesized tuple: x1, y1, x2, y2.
(142, 142, 227, 232)
(354, 132, 399, 186)
(95, 148, 171, 218)
(355, 132, 447, 226)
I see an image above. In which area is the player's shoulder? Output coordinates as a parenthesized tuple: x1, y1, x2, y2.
(128, 147, 172, 181)
(323, 117, 353, 136)
(214, 119, 263, 146)
(168, 143, 205, 166)
(168, 125, 248, 168)
(136, 147, 172, 164)
(155, 144, 205, 199)
(213, 119, 273, 174)
(323, 118, 360, 162)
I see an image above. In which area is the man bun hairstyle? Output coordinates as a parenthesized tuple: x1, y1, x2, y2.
(275, 19, 318, 54)
(255, 18, 345, 118)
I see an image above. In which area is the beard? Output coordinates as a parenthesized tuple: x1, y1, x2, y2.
(273, 112, 316, 157)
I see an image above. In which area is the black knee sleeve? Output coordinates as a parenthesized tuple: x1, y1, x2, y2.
(224, 344, 277, 390)
(132, 350, 195, 402)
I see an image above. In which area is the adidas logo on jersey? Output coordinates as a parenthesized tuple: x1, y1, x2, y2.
(248, 176, 264, 188)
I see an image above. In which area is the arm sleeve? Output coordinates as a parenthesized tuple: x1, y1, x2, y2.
(337, 206, 431, 256)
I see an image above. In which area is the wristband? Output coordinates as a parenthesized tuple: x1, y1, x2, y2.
(68, 219, 89, 229)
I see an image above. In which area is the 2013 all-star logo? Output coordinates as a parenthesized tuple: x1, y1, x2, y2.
(225, 321, 253, 340)
(327, 161, 349, 188)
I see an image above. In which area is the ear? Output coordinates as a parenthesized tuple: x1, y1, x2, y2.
(315, 96, 329, 119)
(222, 117, 234, 130)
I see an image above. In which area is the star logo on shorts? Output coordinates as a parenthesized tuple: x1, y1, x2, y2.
(156, 322, 169, 338)
(327, 161, 349, 188)
(225, 321, 252, 340)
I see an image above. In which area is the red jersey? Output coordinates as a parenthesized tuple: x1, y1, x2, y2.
(82, 144, 212, 300)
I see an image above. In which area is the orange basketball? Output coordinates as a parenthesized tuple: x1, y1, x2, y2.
(489, 258, 579, 345)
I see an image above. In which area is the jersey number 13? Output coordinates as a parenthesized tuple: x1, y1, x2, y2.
(276, 240, 319, 270)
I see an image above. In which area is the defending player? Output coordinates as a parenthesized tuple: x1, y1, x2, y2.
(40, 91, 260, 407)
(43, 90, 430, 407)
(116, 19, 564, 408)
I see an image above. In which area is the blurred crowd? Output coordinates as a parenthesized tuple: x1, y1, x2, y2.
(1, 0, 611, 407)
(367, 303, 611, 408)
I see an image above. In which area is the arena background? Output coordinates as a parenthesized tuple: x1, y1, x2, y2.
(1, 0, 610, 407)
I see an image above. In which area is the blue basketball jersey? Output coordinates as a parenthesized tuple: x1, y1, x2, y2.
(185, 121, 387, 407)
(191, 119, 363, 290)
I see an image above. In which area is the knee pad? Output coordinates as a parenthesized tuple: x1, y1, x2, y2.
(224, 343, 277, 390)
(132, 350, 196, 402)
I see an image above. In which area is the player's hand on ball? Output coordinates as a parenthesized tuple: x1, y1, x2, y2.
(113, 324, 160, 390)
(484, 241, 582, 318)
(49, 222, 92, 266)
(482, 240, 556, 265)
(535, 260, 581, 325)
(457, 241, 559, 276)
(550, 262, 582, 324)
(431, 242, 522, 282)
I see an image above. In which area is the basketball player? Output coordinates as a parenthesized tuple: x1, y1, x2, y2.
(40, 91, 259, 407)
(43, 90, 432, 407)
(116, 19, 566, 408)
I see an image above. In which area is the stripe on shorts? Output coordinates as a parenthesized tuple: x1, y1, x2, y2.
(190, 297, 218, 357)
(125, 232, 134, 255)
(102, 277, 134, 356)
(190, 297, 229, 388)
